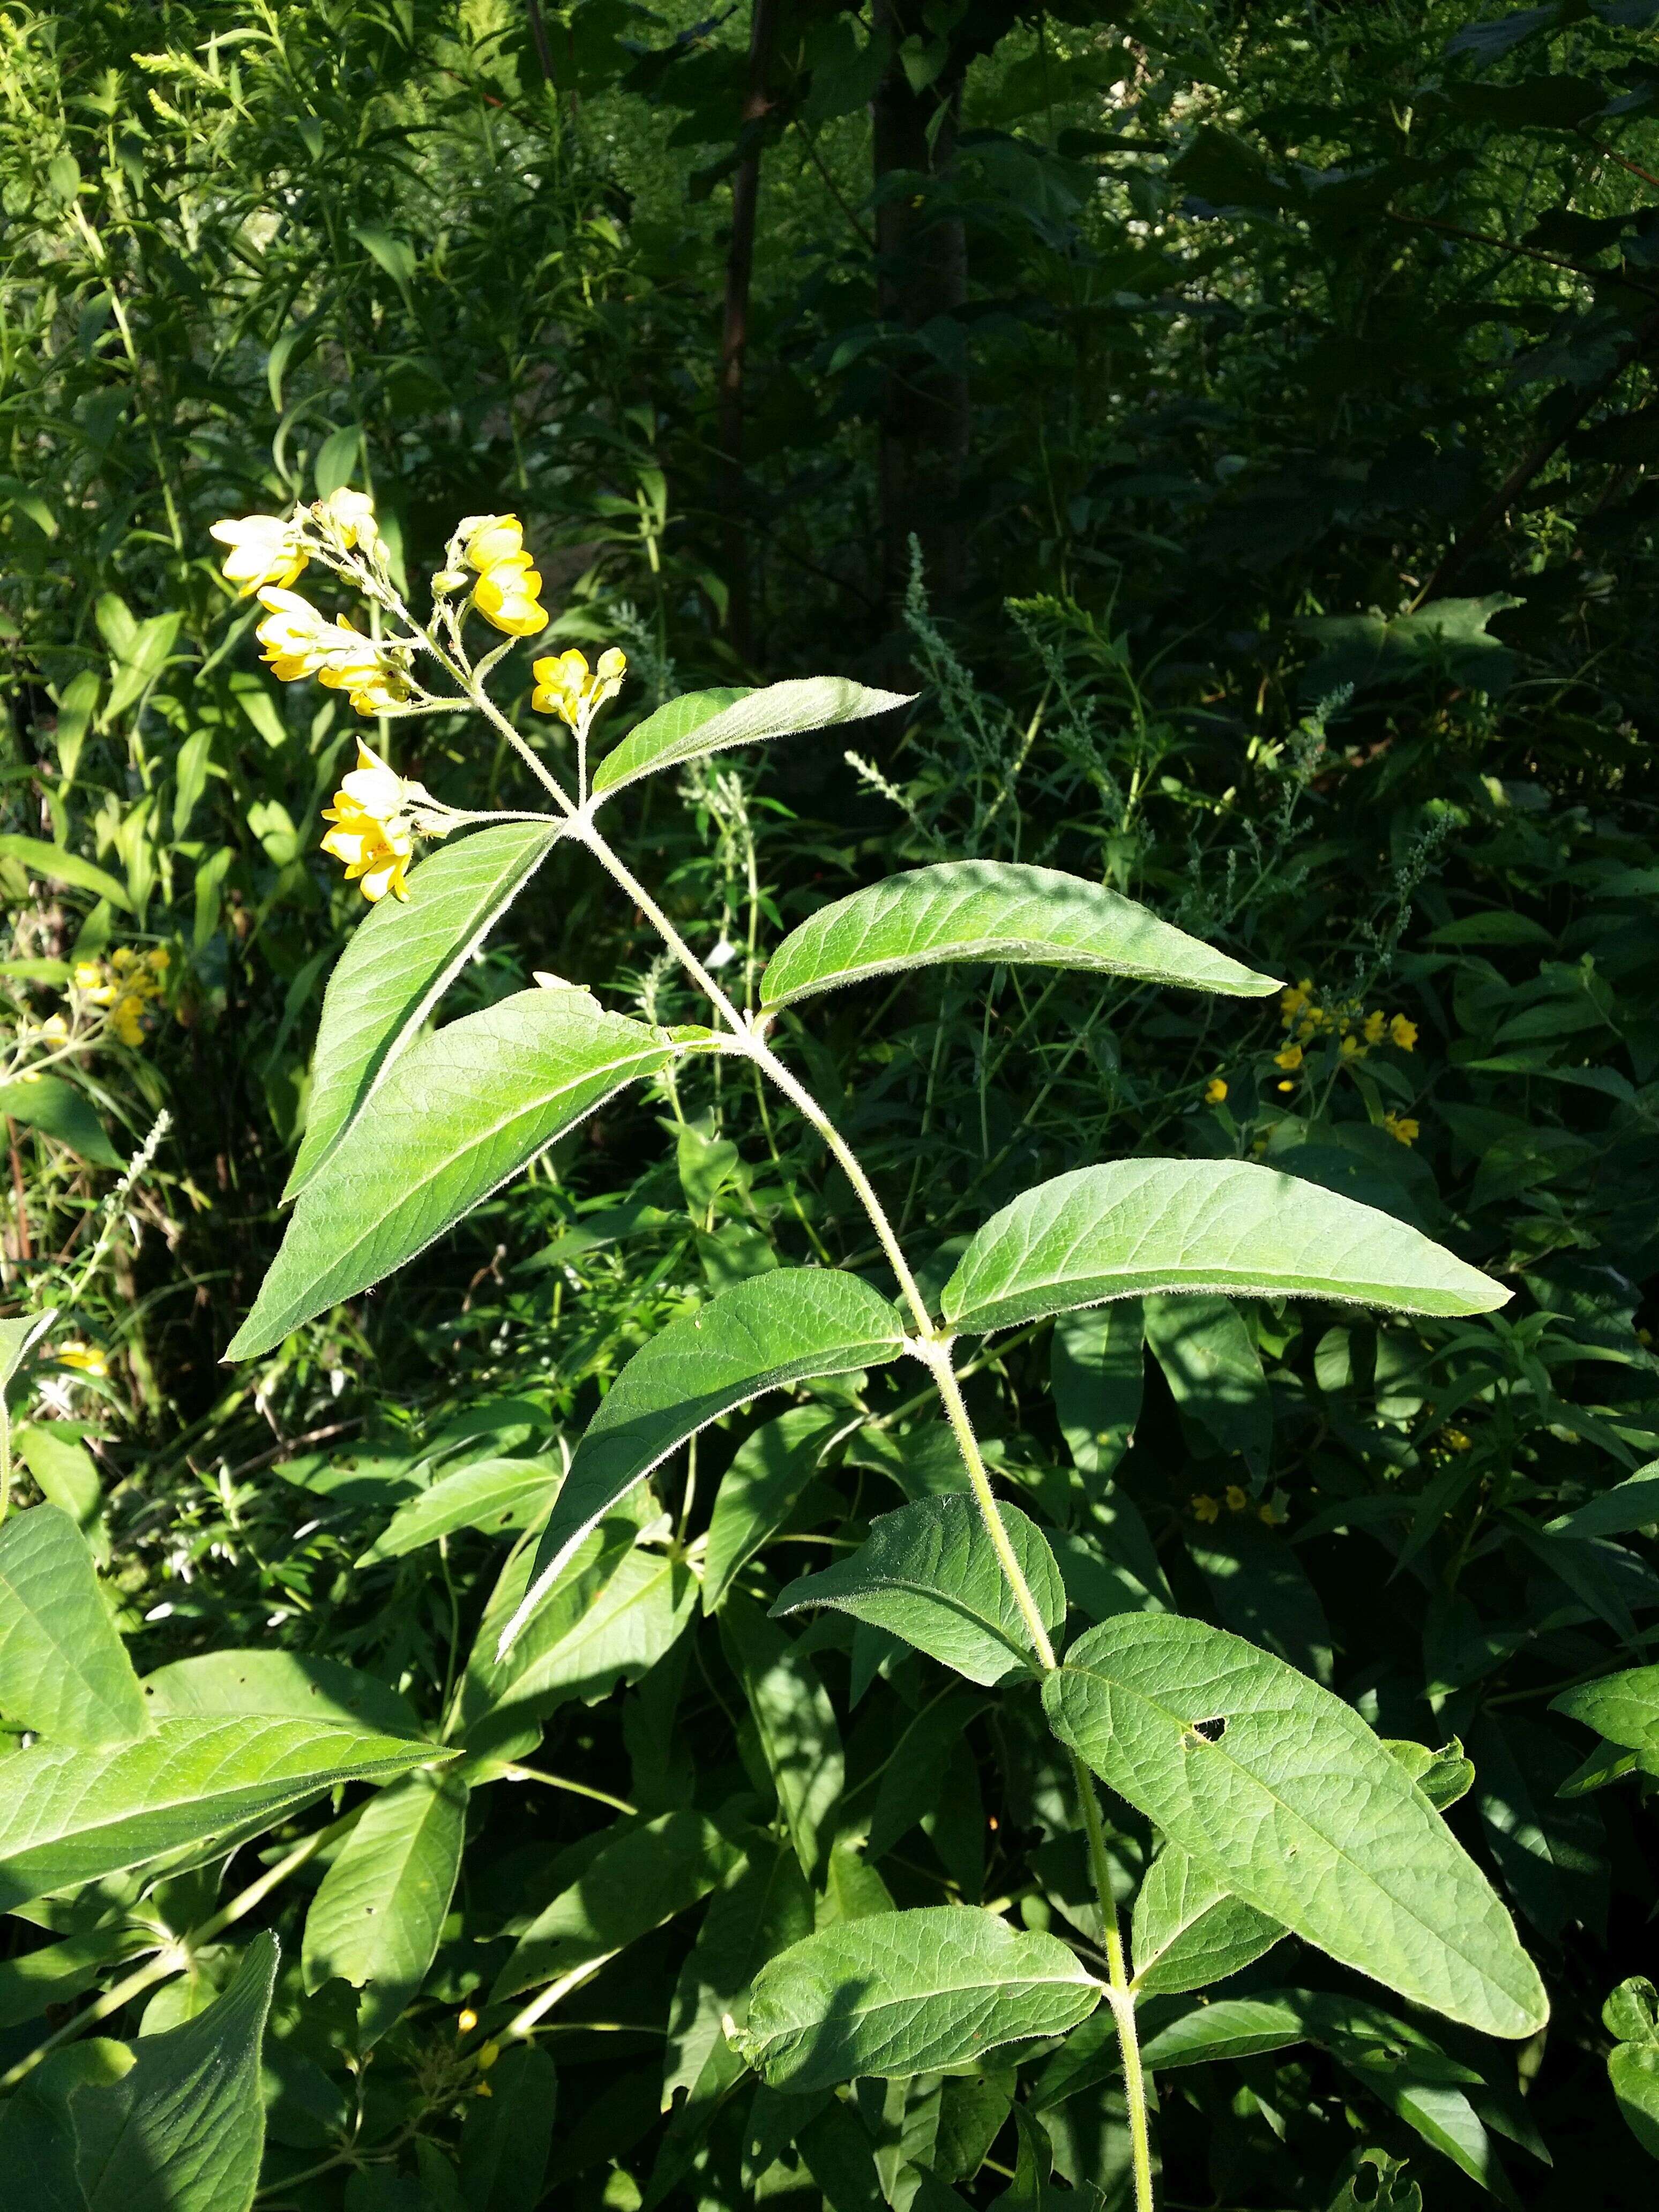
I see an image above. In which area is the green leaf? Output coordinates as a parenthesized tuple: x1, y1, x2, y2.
(1547, 1461, 1659, 1540)
(357, 1456, 560, 1564)
(71, 1931, 278, 2212)
(503, 1269, 907, 1654)
(0, 1504, 147, 1747)
(667, 1839, 814, 2107)
(140, 1650, 423, 1739)
(286, 823, 562, 1199)
(594, 678, 909, 800)
(721, 1596, 844, 1881)
(1388, 1736, 1476, 1814)
(943, 1160, 1508, 1336)
(1185, 1512, 1331, 1684)
(733, 1907, 1102, 2090)
(1138, 1994, 1306, 2068)
(14, 1423, 108, 1561)
(1044, 1614, 1548, 2037)
(230, 989, 670, 1359)
(0, 836, 131, 911)
(759, 863, 1279, 1012)
(1147, 1293, 1273, 1485)
(1610, 2039, 1659, 2162)
(1130, 1843, 1285, 1996)
(494, 1810, 744, 2002)
(1051, 1301, 1144, 1485)
(703, 1407, 841, 1613)
(302, 1767, 468, 2043)
(459, 2044, 558, 2211)
(773, 1496, 1065, 1686)
(0, 1718, 442, 1910)
(0, 1078, 124, 1169)
(0, 1925, 146, 2031)
(1550, 1664, 1659, 1759)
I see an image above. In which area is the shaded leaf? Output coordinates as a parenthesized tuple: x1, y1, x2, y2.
(357, 1457, 561, 1564)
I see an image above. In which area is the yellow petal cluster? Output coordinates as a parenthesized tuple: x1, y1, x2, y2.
(1204, 1076, 1228, 1104)
(255, 589, 411, 716)
(72, 945, 168, 1048)
(458, 513, 548, 638)
(210, 512, 309, 596)
(530, 647, 627, 731)
(313, 486, 378, 554)
(320, 740, 425, 902)
(55, 1341, 108, 1378)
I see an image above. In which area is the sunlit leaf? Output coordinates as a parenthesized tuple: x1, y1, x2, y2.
(0, 1505, 146, 1748)
(594, 678, 909, 799)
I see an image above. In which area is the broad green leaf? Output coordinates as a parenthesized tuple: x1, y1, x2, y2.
(0, 1717, 441, 1910)
(732, 1907, 1102, 2090)
(867, 1691, 987, 1862)
(1185, 1512, 1331, 1684)
(302, 1767, 468, 2043)
(230, 989, 671, 1359)
(1138, 1994, 1305, 2068)
(703, 1407, 841, 1613)
(721, 1596, 843, 1881)
(594, 678, 909, 800)
(0, 1505, 147, 1747)
(14, 1423, 108, 1561)
(1548, 1461, 1659, 1540)
(494, 1810, 744, 2001)
(773, 1496, 1065, 1686)
(665, 1837, 814, 2109)
(140, 1650, 423, 1739)
(0, 1924, 147, 2030)
(286, 821, 562, 1199)
(1044, 1614, 1548, 2037)
(458, 1517, 639, 1759)
(357, 1456, 561, 1565)
(503, 1269, 907, 1655)
(1610, 2043, 1659, 2163)
(1388, 1735, 1476, 1814)
(72, 1931, 277, 2212)
(759, 862, 1278, 1012)
(1051, 1301, 1144, 1485)
(1551, 1665, 1659, 1763)
(1148, 1291, 1273, 1483)
(459, 2044, 558, 2212)
(0, 1078, 124, 1168)
(943, 1160, 1508, 1336)
(0, 835, 131, 911)
(1130, 1843, 1284, 1996)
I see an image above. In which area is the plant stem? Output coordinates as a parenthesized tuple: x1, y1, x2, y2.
(1072, 1748, 1155, 2212)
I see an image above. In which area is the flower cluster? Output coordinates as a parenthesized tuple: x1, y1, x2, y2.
(531, 646, 627, 735)
(454, 514, 548, 637)
(320, 741, 435, 903)
(73, 946, 168, 1048)
(208, 512, 309, 595)
(255, 590, 413, 717)
(1279, 978, 1416, 1062)
(1192, 1484, 1280, 1526)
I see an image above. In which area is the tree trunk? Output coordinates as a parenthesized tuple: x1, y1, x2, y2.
(719, 0, 780, 661)
(871, 0, 970, 618)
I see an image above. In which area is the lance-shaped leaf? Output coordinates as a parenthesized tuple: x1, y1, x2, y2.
(0, 1076, 124, 1168)
(0, 1717, 442, 1910)
(287, 821, 562, 1198)
(594, 677, 909, 801)
(0, 1504, 147, 1748)
(230, 989, 670, 1359)
(302, 1766, 469, 2043)
(357, 1455, 561, 1565)
(72, 1930, 278, 2212)
(944, 1160, 1508, 1337)
(759, 862, 1278, 1013)
(1130, 1842, 1284, 1997)
(1044, 1614, 1548, 2038)
(733, 1907, 1102, 2090)
(1551, 1664, 1659, 1759)
(773, 1496, 1065, 1686)
(500, 1269, 908, 1655)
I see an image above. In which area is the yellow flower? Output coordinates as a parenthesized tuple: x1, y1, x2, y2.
(458, 514, 549, 637)
(1384, 1112, 1419, 1147)
(1444, 1428, 1471, 1452)
(1205, 1077, 1228, 1104)
(1191, 1493, 1221, 1523)
(458, 2008, 479, 2036)
(1280, 978, 1312, 1023)
(210, 512, 308, 596)
(1273, 1043, 1303, 1072)
(55, 1341, 108, 1378)
(1339, 1033, 1363, 1059)
(72, 960, 103, 992)
(256, 586, 331, 681)
(39, 1012, 69, 1044)
(1257, 1500, 1281, 1526)
(1389, 1013, 1417, 1051)
(111, 995, 146, 1047)
(1224, 1484, 1248, 1513)
(1363, 1009, 1386, 1047)
(146, 947, 170, 974)
(320, 740, 424, 903)
(1276, 1079, 1295, 1093)
(531, 646, 628, 733)
(313, 486, 378, 554)
(257, 594, 410, 714)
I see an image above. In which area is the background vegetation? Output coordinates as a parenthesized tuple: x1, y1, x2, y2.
(4, 0, 1659, 2204)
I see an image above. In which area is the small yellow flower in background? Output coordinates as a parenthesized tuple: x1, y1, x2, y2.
(1276, 1079, 1295, 1093)
(55, 1341, 108, 1378)
(146, 947, 169, 974)
(1279, 978, 1312, 1027)
(1384, 1111, 1419, 1146)
(1339, 1034, 1362, 1059)
(321, 739, 429, 903)
(1444, 1428, 1472, 1452)
(1191, 1493, 1221, 1523)
(210, 512, 308, 596)
(1205, 1077, 1228, 1104)
(458, 514, 548, 637)
(1224, 1484, 1248, 1513)
(1389, 1013, 1417, 1051)
(39, 1013, 69, 1045)
(457, 2008, 479, 2036)
(72, 960, 103, 993)
(1274, 1043, 1303, 1072)
(1363, 1009, 1386, 1047)
(1258, 1500, 1282, 1526)
(532, 646, 628, 733)
(111, 995, 146, 1047)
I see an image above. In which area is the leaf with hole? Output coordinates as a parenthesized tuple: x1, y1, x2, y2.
(773, 1496, 1065, 1685)
(943, 1160, 1508, 1336)
(0, 1717, 442, 1910)
(1044, 1613, 1548, 2036)
(733, 1906, 1102, 2090)
(502, 1269, 907, 1654)
(758, 862, 1279, 1011)
(594, 678, 909, 799)
(230, 989, 671, 1358)
(287, 821, 563, 1198)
